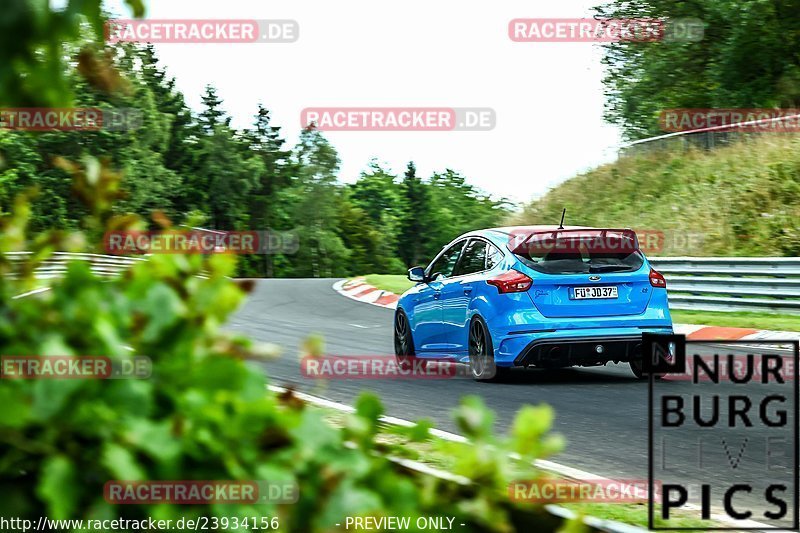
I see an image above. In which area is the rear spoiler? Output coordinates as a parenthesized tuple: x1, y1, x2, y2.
(507, 228, 640, 255)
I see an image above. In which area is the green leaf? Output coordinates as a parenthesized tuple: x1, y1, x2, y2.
(101, 443, 146, 481)
(124, 0, 146, 18)
(406, 418, 434, 442)
(289, 410, 340, 457)
(31, 378, 83, 422)
(37, 456, 78, 519)
(124, 418, 181, 463)
(454, 395, 494, 441)
(0, 386, 30, 427)
(355, 392, 383, 424)
(139, 283, 186, 342)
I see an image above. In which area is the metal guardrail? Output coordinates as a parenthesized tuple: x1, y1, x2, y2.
(649, 257, 800, 314)
(5, 253, 799, 315)
(4, 252, 146, 280)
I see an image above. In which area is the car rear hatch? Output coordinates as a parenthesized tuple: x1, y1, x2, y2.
(508, 228, 653, 318)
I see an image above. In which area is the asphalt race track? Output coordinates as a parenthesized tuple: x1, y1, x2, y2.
(229, 278, 797, 526)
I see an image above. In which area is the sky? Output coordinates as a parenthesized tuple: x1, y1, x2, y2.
(101, 0, 624, 207)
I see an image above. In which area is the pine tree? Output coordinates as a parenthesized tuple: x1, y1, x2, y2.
(241, 104, 291, 276)
(398, 161, 431, 266)
(199, 85, 229, 132)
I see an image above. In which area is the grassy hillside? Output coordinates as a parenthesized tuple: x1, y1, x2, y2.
(509, 136, 800, 256)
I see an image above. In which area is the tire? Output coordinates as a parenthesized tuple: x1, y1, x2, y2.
(468, 317, 505, 382)
(394, 310, 416, 369)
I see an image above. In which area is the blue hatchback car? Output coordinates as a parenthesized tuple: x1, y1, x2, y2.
(394, 226, 674, 381)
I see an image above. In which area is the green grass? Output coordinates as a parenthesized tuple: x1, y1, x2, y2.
(358, 275, 800, 332)
(671, 309, 800, 331)
(364, 274, 415, 295)
(562, 502, 715, 531)
(508, 134, 800, 257)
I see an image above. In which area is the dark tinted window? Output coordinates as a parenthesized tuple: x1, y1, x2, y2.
(453, 240, 487, 276)
(514, 248, 644, 274)
(427, 241, 465, 280)
(486, 243, 503, 270)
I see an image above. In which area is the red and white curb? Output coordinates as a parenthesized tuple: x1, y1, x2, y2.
(334, 278, 800, 343)
(673, 323, 799, 343)
(334, 277, 399, 309)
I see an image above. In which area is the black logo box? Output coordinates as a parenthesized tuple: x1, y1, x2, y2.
(644, 335, 799, 531)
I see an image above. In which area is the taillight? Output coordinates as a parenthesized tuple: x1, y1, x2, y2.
(487, 270, 532, 293)
(649, 268, 667, 288)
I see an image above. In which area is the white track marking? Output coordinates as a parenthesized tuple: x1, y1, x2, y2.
(12, 286, 51, 299)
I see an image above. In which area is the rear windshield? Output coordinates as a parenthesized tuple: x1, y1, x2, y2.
(514, 249, 644, 275)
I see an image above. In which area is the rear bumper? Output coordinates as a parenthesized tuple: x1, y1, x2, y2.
(514, 334, 643, 368)
(491, 326, 674, 367)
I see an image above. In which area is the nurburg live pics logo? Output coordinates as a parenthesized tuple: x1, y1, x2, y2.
(645, 333, 799, 530)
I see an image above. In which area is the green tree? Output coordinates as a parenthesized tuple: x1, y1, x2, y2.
(288, 127, 349, 277)
(197, 124, 262, 228)
(336, 191, 381, 275)
(397, 161, 432, 267)
(240, 104, 292, 277)
(199, 85, 230, 132)
(424, 169, 507, 260)
(348, 161, 405, 273)
(596, 0, 800, 139)
(136, 45, 199, 215)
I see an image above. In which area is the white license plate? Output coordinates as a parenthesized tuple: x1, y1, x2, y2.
(573, 286, 618, 300)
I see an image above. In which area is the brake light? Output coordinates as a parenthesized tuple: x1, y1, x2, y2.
(649, 268, 667, 288)
(487, 270, 532, 293)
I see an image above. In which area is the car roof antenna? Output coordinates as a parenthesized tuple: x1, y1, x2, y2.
(558, 208, 566, 229)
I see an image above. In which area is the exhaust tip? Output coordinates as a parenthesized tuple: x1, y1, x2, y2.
(547, 346, 561, 361)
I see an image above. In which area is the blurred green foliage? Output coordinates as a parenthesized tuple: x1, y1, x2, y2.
(0, 1, 574, 532)
(0, 183, 566, 530)
(0, 0, 143, 107)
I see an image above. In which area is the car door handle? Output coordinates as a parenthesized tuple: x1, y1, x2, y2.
(463, 286, 473, 295)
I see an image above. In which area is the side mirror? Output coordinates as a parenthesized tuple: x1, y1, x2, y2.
(407, 266, 426, 283)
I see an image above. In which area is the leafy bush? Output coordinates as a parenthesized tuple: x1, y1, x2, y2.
(0, 3, 571, 531)
(0, 169, 568, 532)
